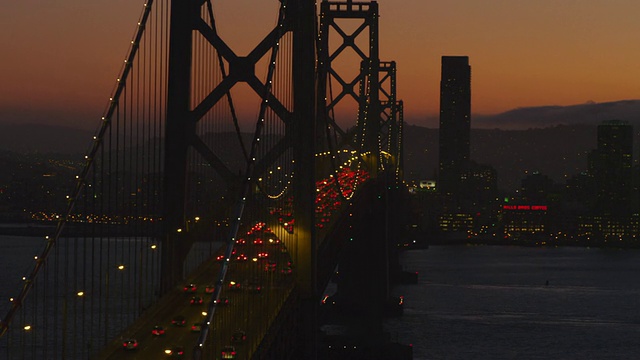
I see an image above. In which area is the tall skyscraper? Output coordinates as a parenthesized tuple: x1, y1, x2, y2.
(589, 120, 633, 216)
(438, 56, 471, 196)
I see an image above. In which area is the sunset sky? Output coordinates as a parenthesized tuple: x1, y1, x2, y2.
(1, 0, 639, 130)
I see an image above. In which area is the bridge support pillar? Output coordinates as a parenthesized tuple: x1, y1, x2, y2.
(338, 191, 388, 340)
(291, 0, 319, 358)
(162, 0, 198, 294)
(318, 179, 413, 359)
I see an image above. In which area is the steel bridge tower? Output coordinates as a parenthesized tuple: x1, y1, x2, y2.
(0, 1, 407, 358)
(318, 0, 380, 174)
(162, 0, 317, 295)
(317, 1, 409, 357)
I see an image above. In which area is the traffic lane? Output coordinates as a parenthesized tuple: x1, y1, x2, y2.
(109, 295, 203, 358)
(111, 260, 251, 358)
(102, 239, 294, 359)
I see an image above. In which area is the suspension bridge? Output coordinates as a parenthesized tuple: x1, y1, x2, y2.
(0, 1, 411, 359)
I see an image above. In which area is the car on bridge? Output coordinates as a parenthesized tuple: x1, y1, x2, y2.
(205, 284, 215, 293)
(190, 296, 204, 305)
(228, 280, 241, 291)
(191, 323, 202, 332)
(216, 296, 230, 305)
(183, 283, 197, 293)
(164, 345, 185, 357)
(171, 315, 186, 326)
(221, 345, 236, 359)
(231, 330, 247, 343)
(151, 325, 165, 336)
(122, 338, 138, 351)
(264, 260, 277, 272)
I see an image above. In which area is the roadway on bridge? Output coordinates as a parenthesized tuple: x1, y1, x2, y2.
(98, 224, 294, 360)
(96, 170, 361, 359)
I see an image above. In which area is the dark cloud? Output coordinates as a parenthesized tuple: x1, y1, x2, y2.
(473, 100, 640, 130)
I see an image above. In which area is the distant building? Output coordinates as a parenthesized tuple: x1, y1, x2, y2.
(577, 214, 640, 243)
(438, 56, 471, 197)
(438, 212, 473, 241)
(520, 171, 556, 204)
(459, 162, 499, 232)
(588, 120, 633, 217)
(501, 204, 548, 242)
(459, 162, 498, 204)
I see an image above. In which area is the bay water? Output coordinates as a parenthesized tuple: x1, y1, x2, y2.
(3, 236, 640, 359)
(385, 245, 640, 359)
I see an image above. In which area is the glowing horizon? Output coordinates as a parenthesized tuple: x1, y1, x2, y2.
(1, 0, 638, 130)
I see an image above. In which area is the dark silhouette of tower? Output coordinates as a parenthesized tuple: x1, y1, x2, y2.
(438, 56, 471, 197)
(588, 120, 633, 216)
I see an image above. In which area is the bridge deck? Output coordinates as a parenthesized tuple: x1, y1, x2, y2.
(97, 237, 295, 360)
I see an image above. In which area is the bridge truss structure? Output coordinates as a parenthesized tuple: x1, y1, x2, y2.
(0, 1, 404, 359)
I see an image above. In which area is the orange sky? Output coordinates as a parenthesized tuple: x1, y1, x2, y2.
(1, 0, 639, 129)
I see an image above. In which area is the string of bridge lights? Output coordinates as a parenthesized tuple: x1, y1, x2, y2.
(0, 1, 157, 337)
(3, 0, 403, 341)
(195, 1, 290, 354)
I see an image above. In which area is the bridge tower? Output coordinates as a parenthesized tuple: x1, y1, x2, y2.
(162, 0, 317, 297)
(318, 0, 380, 175)
(163, 2, 319, 357)
(317, 0, 407, 355)
(162, 0, 196, 294)
(0, 1, 408, 358)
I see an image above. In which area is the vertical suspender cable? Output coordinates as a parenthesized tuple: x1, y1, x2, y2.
(194, 1, 289, 357)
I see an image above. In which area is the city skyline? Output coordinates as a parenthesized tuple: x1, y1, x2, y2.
(1, 0, 639, 130)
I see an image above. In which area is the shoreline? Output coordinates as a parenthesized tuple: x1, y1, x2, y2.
(421, 237, 640, 249)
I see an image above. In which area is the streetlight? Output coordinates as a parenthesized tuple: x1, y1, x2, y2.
(62, 288, 86, 358)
